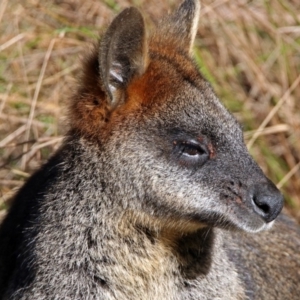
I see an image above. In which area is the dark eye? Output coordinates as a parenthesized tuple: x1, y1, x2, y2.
(173, 140, 209, 167)
(181, 141, 206, 157)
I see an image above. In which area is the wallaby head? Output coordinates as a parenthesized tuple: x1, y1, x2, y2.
(68, 0, 283, 236)
(2, 1, 297, 299)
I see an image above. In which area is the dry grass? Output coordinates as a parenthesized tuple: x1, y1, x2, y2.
(1, 0, 300, 221)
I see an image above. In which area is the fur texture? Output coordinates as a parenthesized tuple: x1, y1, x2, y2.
(0, 0, 299, 299)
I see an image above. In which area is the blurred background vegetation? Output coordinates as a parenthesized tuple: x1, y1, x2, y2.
(0, 0, 299, 222)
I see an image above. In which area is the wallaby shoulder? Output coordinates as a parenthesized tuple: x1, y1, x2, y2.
(0, 138, 79, 296)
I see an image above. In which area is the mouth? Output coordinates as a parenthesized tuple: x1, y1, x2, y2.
(236, 218, 274, 233)
(189, 203, 275, 233)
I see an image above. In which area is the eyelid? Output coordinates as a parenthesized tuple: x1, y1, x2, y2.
(181, 138, 207, 148)
(183, 140, 202, 149)
(173, 139, 209, 163)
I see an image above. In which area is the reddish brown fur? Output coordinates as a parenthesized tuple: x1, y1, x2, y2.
(69, 34, 203, 144)
(69, 47, 110, 140)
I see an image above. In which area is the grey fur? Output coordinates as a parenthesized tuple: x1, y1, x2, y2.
(0, 0, 299, 299)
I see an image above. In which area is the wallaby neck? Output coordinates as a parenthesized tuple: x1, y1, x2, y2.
(117, 209, 215, 275)
(105, 215, 244, 299)
(99, 211, 217, 299)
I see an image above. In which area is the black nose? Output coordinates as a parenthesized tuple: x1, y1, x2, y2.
(249, 181, 284, 223)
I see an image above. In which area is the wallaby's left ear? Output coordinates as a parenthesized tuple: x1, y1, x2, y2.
(165, 0, 200, 55)
(99, 7, 148, 107)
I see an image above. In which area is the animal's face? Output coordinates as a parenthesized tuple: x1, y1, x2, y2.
(71, 0, 283, 234)
(106, 54, 282, 233)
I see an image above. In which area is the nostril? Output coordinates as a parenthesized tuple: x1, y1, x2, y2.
(249, 182, 283, 223)
(253, 194, 270, 215)
(258, 204, 269, 214)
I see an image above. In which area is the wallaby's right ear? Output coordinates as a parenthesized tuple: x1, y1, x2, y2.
(99, 8, 148, 107)
(159, 0, 200, 55)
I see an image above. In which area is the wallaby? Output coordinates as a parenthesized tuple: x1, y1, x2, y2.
(0, 0, 299, 299)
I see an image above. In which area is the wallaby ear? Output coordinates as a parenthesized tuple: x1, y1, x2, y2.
(164, 0, 200, 54)
(99, 7, 148, 107)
